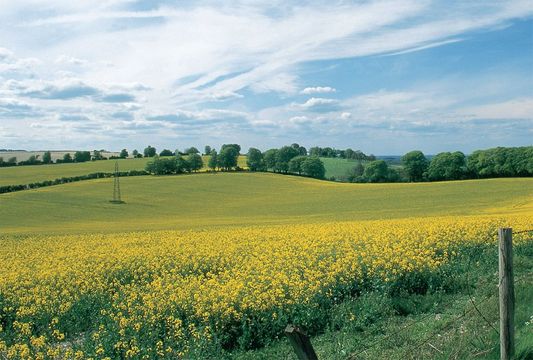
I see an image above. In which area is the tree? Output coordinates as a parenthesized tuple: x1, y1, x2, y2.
(247, 148, 264, 171)
(175, 155, 190, 173)
(263, 149, 278, 171)
(62, 153, 72, 163)
(427, 151, 466, 181)
(362, 160, 389, 183)
(42, 151, 52, 164)
(132, 149, 139, 157)
(208, 150, 218, 171)
(204, 145, 212, 156)
(187, 153, 203, 172)
(159, 149, 174, 157)
(185, 147, 200, 155)
(288, 156, 307, 174)
(221, 144, 241, 154)
(276, 146, 300, 173)
(401, 150, 428, 182)
(92, 150, 104, 161)
(145, 155, 177, 175)
(74, 151, 91, 162)
(218, 146, 239, 170)
(301, 157, 326, 179)
(120, 149, 129, 159)
(144, 145, 157, 157)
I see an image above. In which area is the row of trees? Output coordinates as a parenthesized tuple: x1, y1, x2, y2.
(401, 146, 532, 182)
(0, 149, 132, 167)
(247, 146, 326, 179)
(144, 144, 243, 175)
(308, 146, 375, 161)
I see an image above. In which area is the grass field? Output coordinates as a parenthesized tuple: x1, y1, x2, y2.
(1, 174, 531, 235)
(0, 156, 247, 187)
(319, 157, 363, 179)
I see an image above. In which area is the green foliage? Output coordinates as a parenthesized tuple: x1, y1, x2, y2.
(221, 144, 241, 153)
(42, 151, 52, 164)
(204, 145, 212, 156)
(185, 147, 200, 154)
(218, 146, 239, 170)
(247, 148, 265, 171)
(92, 150, 104, 161)
(175, 155, 191, 173)
(263, 149, 278, 171)
(187, 153, 203, 172)
(132, 149, 139, 157)
(143, 145, 157, 157)
(275, 146, 300, 173)
(401, 150, 428, 182)
(159, 149, 174, 157)
(301, 157, 326, 179)
(467, 146, 533, 178)
(288, 155, 307, 174)
(145, 155, 176, 175)
(62, 153, 72, 163)
(362, 160, 390, 183)
(208, 151, 218, 171)
(428, 151, 466, 181)
(74, 151, 91, 163)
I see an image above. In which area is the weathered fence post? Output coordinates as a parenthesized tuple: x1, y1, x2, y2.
(498, 228, 514, 360)
(285, 325, 318, 360)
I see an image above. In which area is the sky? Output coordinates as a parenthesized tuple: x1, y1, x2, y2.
(0, 0, 532, 154)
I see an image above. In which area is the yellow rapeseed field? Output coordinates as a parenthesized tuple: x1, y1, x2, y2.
(0, 215, 532, 358)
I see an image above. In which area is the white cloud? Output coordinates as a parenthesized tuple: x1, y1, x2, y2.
(301, 86, 336, 94)
(460, 98, 533, 120)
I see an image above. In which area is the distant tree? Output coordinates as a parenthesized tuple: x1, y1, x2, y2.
(74, 151, 91, 162)
(247, 148, 264, 171)
(62, 153, 72, 163)
(42, 151, 52, 164)
(145, 155, 177, 175)
(362, 160, 390, 182)
(218, 146, 239, 170)
(0, 157, 3, 166)
(263, 149, 278, 171)
(8, 157, 17, 165)
(187, 153, 203, 172)
(185, 147, 200, 155)
(132, 149, 139, 157)
(175, 155, 191, 173)
(204, 145, 212, 156)
(309, 147, 321, 157)
(120, 149, 129, 159)
(401, 150, 428, 182)
(92, 150, 104, 161)
(288, 156, 307, 174)
(344, 148, 354, 159)
(301, 157, 326, 179)
(159, 149, 174, 157)
(221, 144, 241, 154)
(276, 146, 300, 173)
(427, 151, 466, 181)
(345, 162, 365, 182)
(208, 150, 218, 171)
(144, 145, 157, 157)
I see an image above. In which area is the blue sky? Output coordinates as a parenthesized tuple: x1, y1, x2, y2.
(0, 0, 532, 154)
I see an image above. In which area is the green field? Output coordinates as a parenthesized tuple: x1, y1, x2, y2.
(1, 173, 531, 235)
(319, 157, 363, 178)
(0, 156, 248, 186)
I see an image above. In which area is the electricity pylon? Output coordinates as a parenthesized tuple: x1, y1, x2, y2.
(110, 161, 125, 204)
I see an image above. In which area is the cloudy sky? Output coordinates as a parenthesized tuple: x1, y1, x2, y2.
(0, 0, 532, 154)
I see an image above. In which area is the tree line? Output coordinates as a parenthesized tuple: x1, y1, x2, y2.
(340, 146, 532, 183)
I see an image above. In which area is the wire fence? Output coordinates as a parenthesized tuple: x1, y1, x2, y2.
(343, 228, 533, 360)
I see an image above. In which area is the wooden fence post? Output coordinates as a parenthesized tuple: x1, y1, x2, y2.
(285, 325, 318, 360)
(498, 228, 514, 360)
